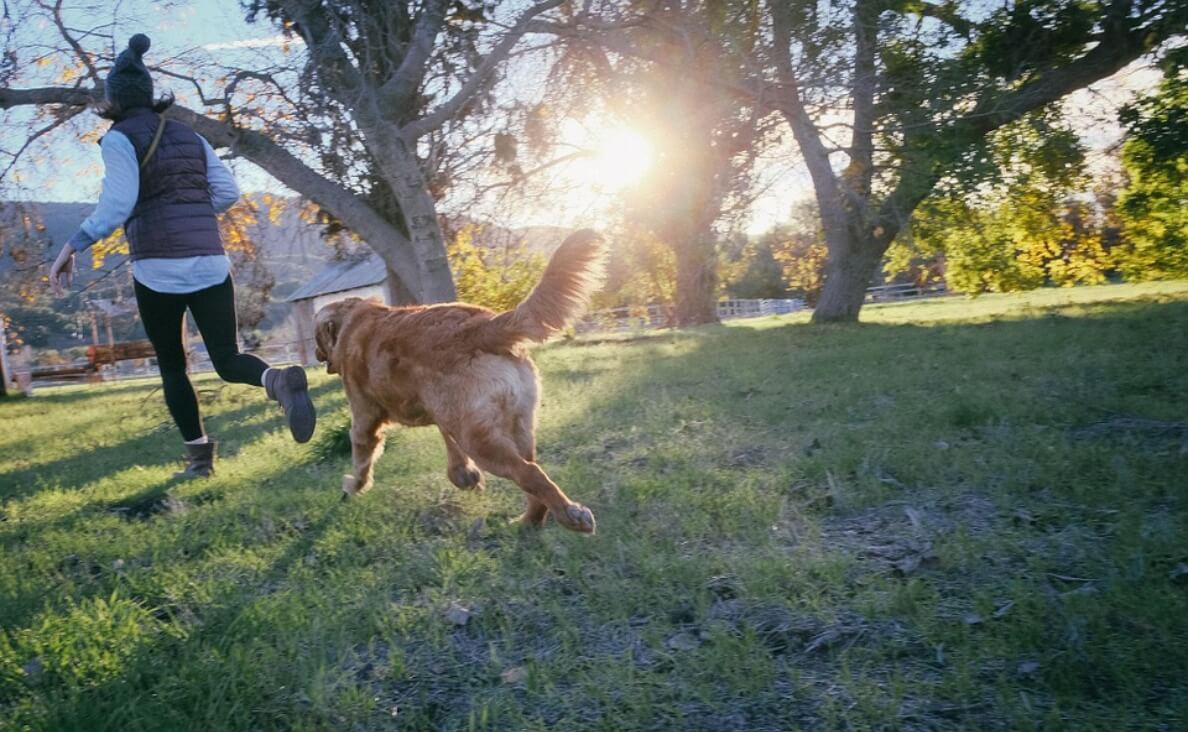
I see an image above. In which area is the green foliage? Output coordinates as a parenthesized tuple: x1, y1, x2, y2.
(900, 190, 1113, 294)
(592, 228, 676, 312)
(447, 224, 546, 312)
(1115, 63, 1188, 281)
(744, 201, 828, 304)
(310, 413, 353, 463)
(768, 227, 828, 305)
(720, 235, 788, 299)
(721, 203, 828, 305)
(967, 1, 1098, 83)
(1, 304, 73, 348)
(892, 113, 1112, 293)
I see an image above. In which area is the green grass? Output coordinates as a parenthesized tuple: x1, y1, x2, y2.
(2, 280, 1187, 730)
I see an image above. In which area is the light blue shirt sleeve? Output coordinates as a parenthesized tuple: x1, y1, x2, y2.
(69, 131, 138, 252)
(67, 129, 240, 252)
(201, 135, 240, 213)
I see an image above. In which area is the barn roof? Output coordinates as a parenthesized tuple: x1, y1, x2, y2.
(285, 252, 387, 302)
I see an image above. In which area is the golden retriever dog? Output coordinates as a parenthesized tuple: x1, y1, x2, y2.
(314, 230, 605, 533)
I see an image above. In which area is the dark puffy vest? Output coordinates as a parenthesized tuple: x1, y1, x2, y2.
(110, 108, 225, 260)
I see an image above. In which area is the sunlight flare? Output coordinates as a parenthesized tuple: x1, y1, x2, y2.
(586, 125, 654, 191)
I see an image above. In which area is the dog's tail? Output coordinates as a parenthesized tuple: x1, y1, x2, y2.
(476, 229, 606, 352)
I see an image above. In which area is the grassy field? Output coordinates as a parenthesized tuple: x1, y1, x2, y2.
(2, 281, 1187, 731)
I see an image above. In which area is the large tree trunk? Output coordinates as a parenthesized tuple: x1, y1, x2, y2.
(376, 132, 457, 303)
(385, 268, 419, 305)
(673, 228, 720, 326)
(171, 103, 439, 302)
(812, 234, 884, 323)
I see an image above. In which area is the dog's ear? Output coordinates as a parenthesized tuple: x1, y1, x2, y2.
(314, 310, 341, 374)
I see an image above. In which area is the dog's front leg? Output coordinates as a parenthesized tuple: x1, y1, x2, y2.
(342, 413, 385, 499)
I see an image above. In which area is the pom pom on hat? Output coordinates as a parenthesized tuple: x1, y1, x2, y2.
(105, 32, 155, 111)
(129, 34, 151, 56)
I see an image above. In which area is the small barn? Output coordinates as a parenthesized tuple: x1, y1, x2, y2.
(286, 252, 397, 365)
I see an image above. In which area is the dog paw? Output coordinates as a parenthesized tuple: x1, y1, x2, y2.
(448, 463, 485, 491)
(342, 474, 370, 498)
(553, 503, 597, 534)
(511, 504, 549, 527)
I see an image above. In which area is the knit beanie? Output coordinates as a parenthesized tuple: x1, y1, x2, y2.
(105, 34, 153, 110)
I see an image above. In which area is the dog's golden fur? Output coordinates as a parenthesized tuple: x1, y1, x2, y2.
(314, 229, 605, 532)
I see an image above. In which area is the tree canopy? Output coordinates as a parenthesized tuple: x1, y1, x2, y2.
(1115, 51, 1188, 280)
(0, 0, 1185, 328)
(0, 0, 581, 303)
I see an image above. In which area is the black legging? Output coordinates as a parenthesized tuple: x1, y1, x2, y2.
(134, 275, 268, 441)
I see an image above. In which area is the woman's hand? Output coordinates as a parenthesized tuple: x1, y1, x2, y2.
(49, 244, 76, 297)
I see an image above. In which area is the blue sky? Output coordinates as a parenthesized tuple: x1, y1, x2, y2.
(1, 0, 676, 231)
(2, 0, 291, 201)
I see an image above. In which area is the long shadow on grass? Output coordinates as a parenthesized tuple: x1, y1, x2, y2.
(492, 301, 1188, 728)
(0, 423, 348, 628)
(7, 300, 1187, 729)
(0, 397, 350, 554)
(544, 299, 1188, 449)
(0, 379, 342, 505)
(2, 462, 349, 729)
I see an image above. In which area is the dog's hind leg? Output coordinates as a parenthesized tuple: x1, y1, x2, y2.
(460, 430, 595, 534)
(516, 497, 549, 527)
(342, 411, 385, 499)
(440, 429, 484, 490)
(512, 415, 536, 462)
(508, 417, 547, 525)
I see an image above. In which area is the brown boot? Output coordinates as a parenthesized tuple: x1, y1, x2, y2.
(176, 440, 216, 478)
(265, 366, 317, 443)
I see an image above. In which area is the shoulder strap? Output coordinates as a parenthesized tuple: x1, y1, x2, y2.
(139, 114, 166, 170)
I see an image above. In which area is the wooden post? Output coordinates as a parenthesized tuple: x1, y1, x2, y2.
(293, 299, 314, 365)
(0, 320, 10, 397)
(20, 345, 34, 392)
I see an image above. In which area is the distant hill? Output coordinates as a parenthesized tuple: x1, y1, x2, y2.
(0, 199, 570, 291)
(1, 197, 571, 349)
(0, 196, 337, 298)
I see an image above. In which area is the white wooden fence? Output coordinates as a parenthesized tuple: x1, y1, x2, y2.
(21, 287, 957, 389)
(576, 298, 807, 334)
(864, 282, 948, 302)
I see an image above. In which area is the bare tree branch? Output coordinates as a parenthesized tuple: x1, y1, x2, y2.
(843, 0, 878, 202)
(403, 0, 567, 140)
(0, 85, 96, 108)
(380, 0, 448, 110)
(0, 84, 423, 287)
(43, 0, 101, 83)
(0, 105, 85, 181)
(277, 0, 367, 101)
(873, 0, 1172, 247)
(767, 0, 843, 231)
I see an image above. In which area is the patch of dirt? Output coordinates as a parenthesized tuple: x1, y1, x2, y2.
(814, 492, 1003, 583)
(1069, 415, 1188, 452)
(109, 494, 188, 521)
(726, 446, 768, 468)
(824, 493, 997, 546)
(413, 499, 467, 536)
(343, 587, 933, 731)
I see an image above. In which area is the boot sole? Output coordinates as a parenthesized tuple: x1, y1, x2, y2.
(284, 366, 317, 443)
